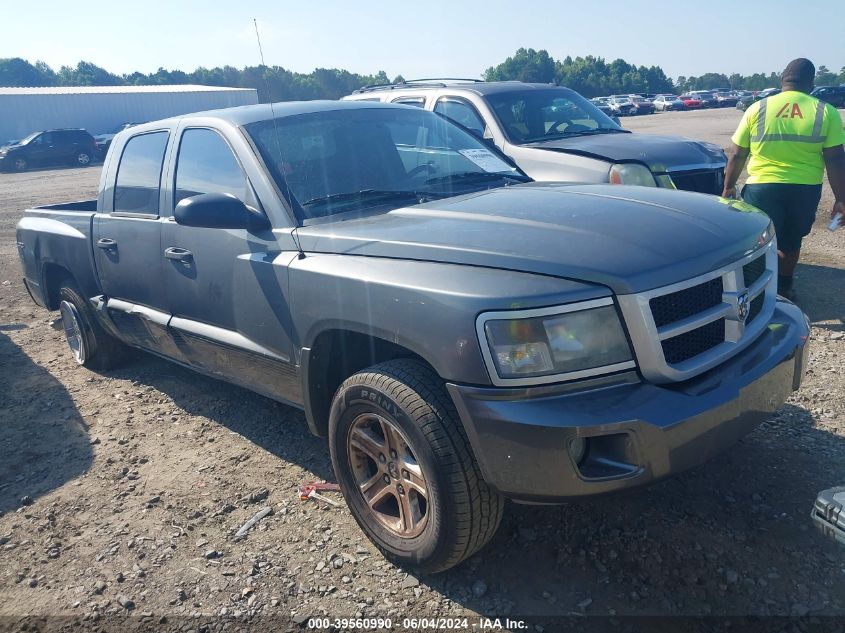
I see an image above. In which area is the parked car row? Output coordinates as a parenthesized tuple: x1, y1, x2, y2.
(0, 123, 141, 171)
(590, 95, 656, 116)
(736, 87, 781, 111)
(590, 89, 741, 114)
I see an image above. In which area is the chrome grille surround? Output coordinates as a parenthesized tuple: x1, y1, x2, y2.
(617, 239, 777, 383)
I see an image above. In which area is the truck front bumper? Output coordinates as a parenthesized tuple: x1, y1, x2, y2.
(447, 300, 809, 502)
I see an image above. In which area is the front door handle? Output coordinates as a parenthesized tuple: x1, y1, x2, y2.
(164, 247, 193, 263)
(97, 238, 117, 250)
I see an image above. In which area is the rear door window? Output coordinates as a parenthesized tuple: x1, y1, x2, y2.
(392, 96, 426, 108)
(433, 99, 486, 136)
(174, 128, 249, 206)
(113, 131, 169, 216)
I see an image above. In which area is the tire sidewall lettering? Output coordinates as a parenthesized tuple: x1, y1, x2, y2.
(344, 385, 404, 422)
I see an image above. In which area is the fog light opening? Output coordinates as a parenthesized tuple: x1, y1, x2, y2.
(568, 437, 588, 466)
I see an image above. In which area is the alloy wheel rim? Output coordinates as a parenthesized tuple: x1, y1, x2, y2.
(15, 158, 26, 170)
(60, 300, 87, 364)
(78, 154, 90, 165)
(348, 413, 429, 538)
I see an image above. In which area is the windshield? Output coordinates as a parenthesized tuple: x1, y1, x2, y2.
(245, 107, 526, 222)
(484, 88, 623, 144)
(18, 132, 40, 145)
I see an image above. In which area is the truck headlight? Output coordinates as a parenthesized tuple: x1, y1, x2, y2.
(477, 298, 635, 385)
(608, 163, 657, 187)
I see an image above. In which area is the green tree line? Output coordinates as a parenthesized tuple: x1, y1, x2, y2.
(2, 53, 844, 101)
(484, 48, 845, 96)
(0, 57, 397, 101)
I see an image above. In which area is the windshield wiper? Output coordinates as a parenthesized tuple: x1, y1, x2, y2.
(424, 171, 530, 186)
(524, 128, 630, 142)
(302, 189, 426, 209)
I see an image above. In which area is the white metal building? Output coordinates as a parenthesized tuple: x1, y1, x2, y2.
(0, 85, 259, 142)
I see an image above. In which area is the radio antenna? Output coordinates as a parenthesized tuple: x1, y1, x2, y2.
(253, 18, 304, 256)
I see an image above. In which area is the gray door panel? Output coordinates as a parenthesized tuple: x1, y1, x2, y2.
(162, 126, 301, 405)
(93, 130, 180, 355)
(162, 223, 302, 404)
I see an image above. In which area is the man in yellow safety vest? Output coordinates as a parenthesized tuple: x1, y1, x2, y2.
(722, 58, 845, 300)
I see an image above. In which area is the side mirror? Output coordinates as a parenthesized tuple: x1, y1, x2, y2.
(174, 193, 270, 231)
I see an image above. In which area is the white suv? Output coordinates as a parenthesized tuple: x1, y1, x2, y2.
(343, 80, 727, 193)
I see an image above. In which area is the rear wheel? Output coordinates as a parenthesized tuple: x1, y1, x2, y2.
(329, 359, 504, 573)
(58, 280, 126, 370)
(74, 151, 92, 167)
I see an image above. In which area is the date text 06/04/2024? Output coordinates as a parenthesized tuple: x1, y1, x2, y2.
(306, 617, 529, 630)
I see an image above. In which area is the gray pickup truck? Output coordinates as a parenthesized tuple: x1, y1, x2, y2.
(16, 100, 809, 572)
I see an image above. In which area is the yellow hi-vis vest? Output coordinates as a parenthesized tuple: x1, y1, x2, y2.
(731, 90, 845, 185)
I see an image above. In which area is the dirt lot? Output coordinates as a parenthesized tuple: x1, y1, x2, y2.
(1, 108, 844, 632)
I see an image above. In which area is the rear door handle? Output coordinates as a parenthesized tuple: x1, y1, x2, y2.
(97, 238, 117, 250)
(164, 247, 193, 263)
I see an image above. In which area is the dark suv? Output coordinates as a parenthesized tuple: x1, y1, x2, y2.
(811, 86, 845, 108)
(0, 129, 98, 171)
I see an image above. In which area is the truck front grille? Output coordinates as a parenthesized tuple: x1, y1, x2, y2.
(661, 318, 725, 364)
(670, 168, 725, 195)
(650, 278, 723, 328)
(743, 255, 766, 287)
(747, 293, 765, 324)
(616, 241, 777, 383)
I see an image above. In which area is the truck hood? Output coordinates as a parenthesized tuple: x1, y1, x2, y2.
(523, 133, 726, 173)
(294, 184, 770, 295)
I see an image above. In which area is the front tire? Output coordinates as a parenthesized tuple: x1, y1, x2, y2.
(13, 157, 28, 171)
(58, 280, 126, 370)
(329, 359, 504, 573)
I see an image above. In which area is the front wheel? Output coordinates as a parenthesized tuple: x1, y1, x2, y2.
(13, 157, 28, 171)
(329, 359, 504, 573)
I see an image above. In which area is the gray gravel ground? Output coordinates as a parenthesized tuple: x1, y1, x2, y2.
(0, 108, 843, 632)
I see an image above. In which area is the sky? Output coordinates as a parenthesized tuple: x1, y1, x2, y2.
(2, 0, 843, 81)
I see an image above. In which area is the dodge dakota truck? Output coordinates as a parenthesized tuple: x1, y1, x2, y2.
(16, 100, 809, 572)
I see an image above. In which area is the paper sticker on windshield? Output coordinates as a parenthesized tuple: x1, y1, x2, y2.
(457, 149, 511, 173)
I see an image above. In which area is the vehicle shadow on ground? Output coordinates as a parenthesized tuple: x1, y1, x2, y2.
(105, 348, 845, 618)
(106, 352, 334, 484)
(0, 332, 93, 515)
(795, 262, 845, 327)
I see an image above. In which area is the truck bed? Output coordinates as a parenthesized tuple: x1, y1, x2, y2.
(31, 199, 97, 212)
(16, 201, 99, 310)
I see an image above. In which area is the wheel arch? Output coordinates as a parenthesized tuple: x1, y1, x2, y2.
(301, 328, 435, 438)
(42, 262, 76, 310)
